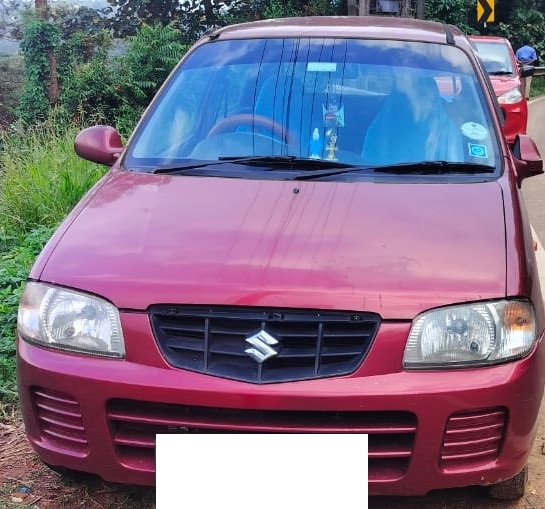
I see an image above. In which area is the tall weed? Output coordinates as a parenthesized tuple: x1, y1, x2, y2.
(530, 75, 545, 99)
(0, 119, 106, 407)
(0, 118, 106, 239)
(0, 227, 54, 407)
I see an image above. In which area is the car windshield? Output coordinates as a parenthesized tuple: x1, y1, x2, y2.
(125, 38, 500, 173)
(471, 40, 516, 75)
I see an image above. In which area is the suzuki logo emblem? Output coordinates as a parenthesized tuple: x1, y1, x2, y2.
(244, 330, 279, 364)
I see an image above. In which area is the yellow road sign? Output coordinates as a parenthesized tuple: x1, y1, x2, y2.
(477, 0, 494, 23)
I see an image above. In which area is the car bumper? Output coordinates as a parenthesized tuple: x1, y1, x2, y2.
(17, 316, 545, 496)
(501, 101, 528, 143)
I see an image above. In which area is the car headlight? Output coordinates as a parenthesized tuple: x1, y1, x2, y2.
(403, 300, 536, 369)
(18, 282, 125, 358)
(497, 87, 523, 104)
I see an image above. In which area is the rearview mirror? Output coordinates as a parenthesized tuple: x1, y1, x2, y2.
(512, 134, 543, 186)
(74, 125, 124, 166)
(520, 64, 535, 78)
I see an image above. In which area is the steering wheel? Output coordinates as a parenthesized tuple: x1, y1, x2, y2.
(207, 114, 295, 145)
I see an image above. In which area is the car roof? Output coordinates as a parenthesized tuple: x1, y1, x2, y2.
(467, 35, 516, 59)
(206, 16, 472, 50)
(468, 35, 511, 45)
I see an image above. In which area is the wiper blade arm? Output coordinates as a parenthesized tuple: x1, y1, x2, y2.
(153, 156, 351, 174)
(372, 161, 496, 174)
(219, 155, 352, 169)
(293, 161, 495, 180)
(293, 166, 373, 180)
(154, 159, 494, 178)
(153, 156, 271, 174)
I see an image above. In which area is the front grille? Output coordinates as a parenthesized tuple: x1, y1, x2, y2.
(150, 306, 380, 383)
(31, 387, 89, 456)
(440, 407, 506, 469)
(107, 399, 416, 481)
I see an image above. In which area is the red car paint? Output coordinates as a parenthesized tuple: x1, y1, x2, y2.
(17, 16, 545, 497)
(469, 35, 530, 144)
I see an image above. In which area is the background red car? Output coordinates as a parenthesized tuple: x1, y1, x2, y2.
(469, 35, 531, 144)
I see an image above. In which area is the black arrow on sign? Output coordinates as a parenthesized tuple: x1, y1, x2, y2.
(477, 0, 492, 23)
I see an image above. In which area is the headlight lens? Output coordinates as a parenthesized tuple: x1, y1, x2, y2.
(18, 282, 125, 358)
(497, 87, 523, 104)
(403, 300, 535, 368)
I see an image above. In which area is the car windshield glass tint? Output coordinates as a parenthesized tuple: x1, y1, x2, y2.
(472, 41, 516, 75)
(125, 38, 500, 173)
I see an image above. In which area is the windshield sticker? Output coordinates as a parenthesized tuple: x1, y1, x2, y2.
(307, 62, 337, 72)
(461, 122, 488, 141)
(468, 143, 488, 159)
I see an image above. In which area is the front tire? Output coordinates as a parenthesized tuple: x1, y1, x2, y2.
(489, 465, 528, 500)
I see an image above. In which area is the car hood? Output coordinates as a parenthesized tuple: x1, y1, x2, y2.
(39, 171, 507, 319)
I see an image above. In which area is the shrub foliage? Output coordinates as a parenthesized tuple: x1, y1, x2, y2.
(0, 123, 106, 406)
(18, 19, 60, 124)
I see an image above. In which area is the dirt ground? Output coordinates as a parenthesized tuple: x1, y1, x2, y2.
(1, 400, 545, 509)
(0, 413, 155, 509)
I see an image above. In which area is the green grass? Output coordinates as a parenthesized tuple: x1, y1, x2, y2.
(530, 74, 545, 99)
(0, 120, 106, 409)
(0, 121, 105, 238)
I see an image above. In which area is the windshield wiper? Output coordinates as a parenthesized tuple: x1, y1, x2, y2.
(488, 70, 513, 76)
(153, 156, 274, 174)
(292, 166, 373, 180)
(153, 159, 495, 179)
(371, 161, 496, 175)
(292, 161, 495, 181)
(219, 155, 352, 169)
(152, 156, 351, 175)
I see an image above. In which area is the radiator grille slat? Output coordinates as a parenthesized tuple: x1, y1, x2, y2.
(151, 306, 380, 383)
(107, 399, 416, 481)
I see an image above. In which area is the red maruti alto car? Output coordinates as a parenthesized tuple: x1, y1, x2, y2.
(469, 35, 534, 144)
(17, 16, 545, 499)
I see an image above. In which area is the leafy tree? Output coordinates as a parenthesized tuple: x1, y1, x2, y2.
(56, 23, 188, 135)
(106, 0, 230, 37)
(18, 18, 59, 122)
(106, 0, 345, 42)
(52, 4, 112, 38)
(56, 30, 116, 121)
(119, 23, 188, 108)
(0, 54, 24, 127)
(0, 0, 31, 38)
(492, 7, 545, 61)
(424, 0, 478, 33)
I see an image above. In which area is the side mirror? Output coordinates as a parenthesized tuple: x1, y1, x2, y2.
(512, 134, 543, 186)
(520, 64, 535, 78)
(74, 125, 124, 166)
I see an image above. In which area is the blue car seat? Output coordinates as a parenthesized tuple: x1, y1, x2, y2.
(362, 73, 465, 165)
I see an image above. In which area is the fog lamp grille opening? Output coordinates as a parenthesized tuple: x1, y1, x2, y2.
(31, 386, 89, 456)
(440, 407, 506, 469)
